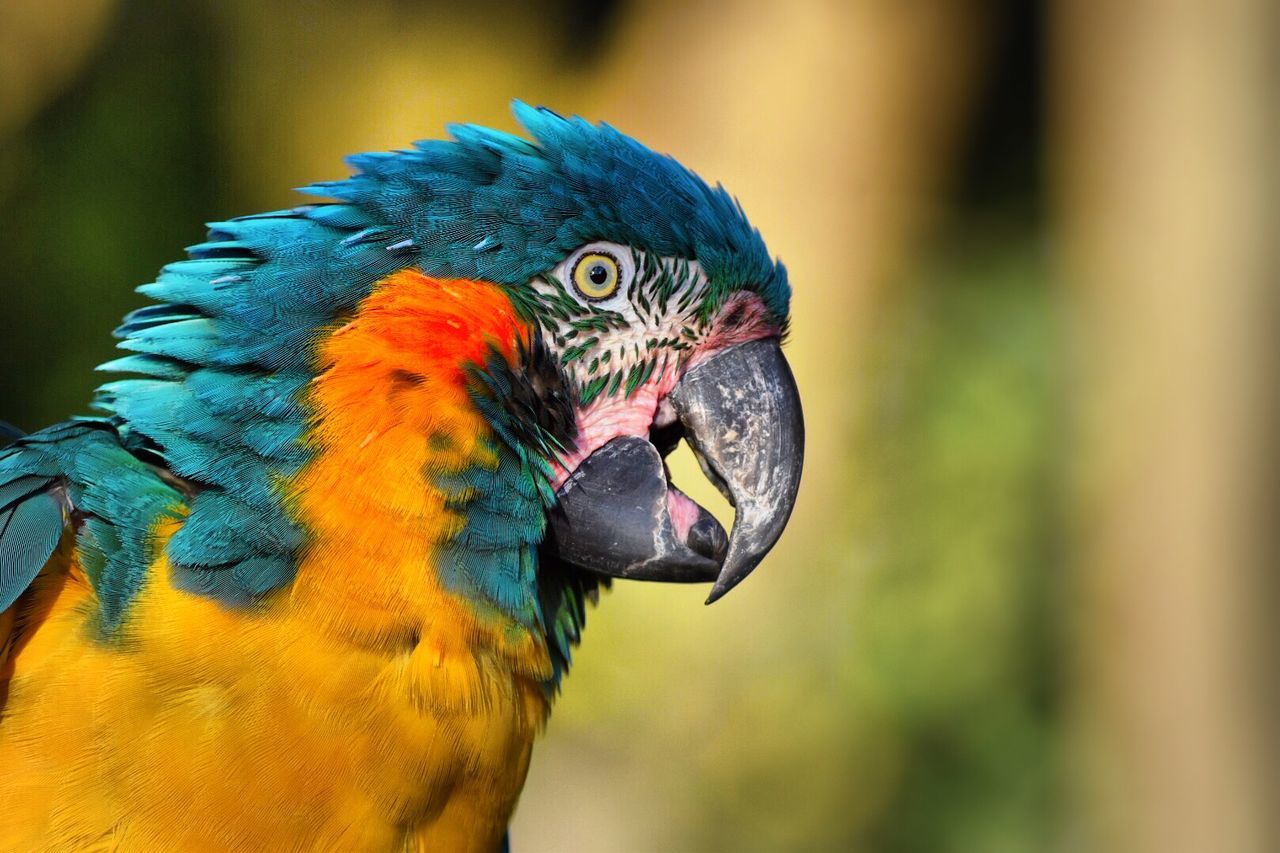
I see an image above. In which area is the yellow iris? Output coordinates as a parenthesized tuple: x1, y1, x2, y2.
(572, 253, 620, 299)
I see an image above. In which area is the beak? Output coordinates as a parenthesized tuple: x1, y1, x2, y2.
(547, 339, 804, 603)
(547, 436, 727, 582)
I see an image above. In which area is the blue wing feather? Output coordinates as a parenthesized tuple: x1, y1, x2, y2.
(0, 484, 65, 613)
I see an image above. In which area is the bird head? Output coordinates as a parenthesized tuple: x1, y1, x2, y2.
(307, 103, 803, 604)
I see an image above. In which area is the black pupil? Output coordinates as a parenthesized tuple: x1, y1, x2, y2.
(588, 263, 610, 286)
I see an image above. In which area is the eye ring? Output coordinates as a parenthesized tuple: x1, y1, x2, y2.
(571, 252, 621, 300)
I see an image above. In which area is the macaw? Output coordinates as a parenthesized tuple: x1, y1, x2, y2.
(0, 103, 803, 851)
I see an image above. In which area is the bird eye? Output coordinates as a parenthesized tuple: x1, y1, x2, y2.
(572, 252, 620, 300)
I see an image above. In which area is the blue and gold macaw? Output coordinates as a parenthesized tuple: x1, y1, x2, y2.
(0, 103, 802, 851)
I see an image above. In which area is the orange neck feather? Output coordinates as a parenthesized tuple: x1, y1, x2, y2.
(286, 270, 553, 687)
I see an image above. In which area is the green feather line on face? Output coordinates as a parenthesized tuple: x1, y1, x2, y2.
(522, 247, 710, 407)
(6, 105, 787, 685)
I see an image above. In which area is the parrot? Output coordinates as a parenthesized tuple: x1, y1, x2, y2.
(0, 102, 803, 852)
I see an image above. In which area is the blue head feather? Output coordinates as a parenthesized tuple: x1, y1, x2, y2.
(305, 102, 790, 319)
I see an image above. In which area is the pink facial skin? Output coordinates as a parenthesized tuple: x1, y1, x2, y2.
(684, 292, 779, 371)
(549, 293, 781, 531)
(664, 487, 703, 541)
(550, 363, 679, 489)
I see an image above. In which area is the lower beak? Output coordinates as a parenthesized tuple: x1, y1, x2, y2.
(547, 339, 804, 603)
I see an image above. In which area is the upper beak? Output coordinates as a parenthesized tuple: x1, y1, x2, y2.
(547, 338, 804, 603)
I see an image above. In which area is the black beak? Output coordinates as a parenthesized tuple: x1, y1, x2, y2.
(547, 339, 804, 602)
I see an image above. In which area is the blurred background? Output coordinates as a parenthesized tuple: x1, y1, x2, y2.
(0, 1, 1275, 850)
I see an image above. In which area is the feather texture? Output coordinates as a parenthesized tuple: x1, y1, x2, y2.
(0, 484, 64, 613)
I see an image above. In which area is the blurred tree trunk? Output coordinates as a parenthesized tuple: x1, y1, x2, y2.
(1053, 2, 1278, 852)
